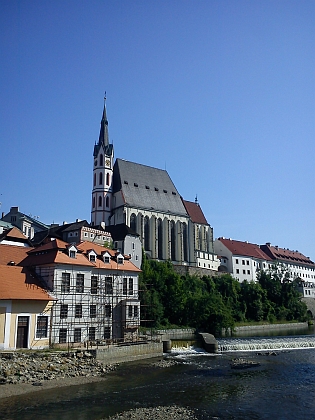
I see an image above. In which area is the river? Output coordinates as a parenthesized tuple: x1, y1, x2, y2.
(1, 327, 315, 420)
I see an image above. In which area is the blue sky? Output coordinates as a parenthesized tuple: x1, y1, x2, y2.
(1, 0, 314, 259)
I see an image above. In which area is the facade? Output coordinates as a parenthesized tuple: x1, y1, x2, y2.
(1, 206, 49, 239)
(214, 238, 315, 290)
(214, 237, 272, 282)
(0, 245, 53, 350)
(91, 100, 219, 271)
(22, 239, 141, 345)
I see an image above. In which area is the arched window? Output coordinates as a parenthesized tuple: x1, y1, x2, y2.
(105, 196, 109, 208)
(170, 220, 176, 261)
(93, 173, 96, 187)
(144, 216, 150, 251)
(98, 196, 102, 207)
(130, 214, 137, 232)
(183, 223, 188, 262)
(106, 173, 110, 186)
(157, 218, 163, 260)
(93, 197, 96, 208)
(99, 172, 103, 185)
(99, 154, 103, 166)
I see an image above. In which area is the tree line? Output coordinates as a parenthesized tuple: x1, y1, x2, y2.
(139, 257, 308, 335)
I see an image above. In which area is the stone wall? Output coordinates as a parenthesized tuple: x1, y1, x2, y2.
(173, 265, 220, 278)
(302, 297, 315, 318)
(95, 342, 163, 364)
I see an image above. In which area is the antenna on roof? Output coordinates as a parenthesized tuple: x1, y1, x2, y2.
(195, 194, 198, 205)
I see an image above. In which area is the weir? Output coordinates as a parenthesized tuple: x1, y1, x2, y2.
(218, 336, 315, 352)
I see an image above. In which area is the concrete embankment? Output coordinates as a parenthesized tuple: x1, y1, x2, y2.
(223, 322, 309, 336)
(95, 341, 163, 364)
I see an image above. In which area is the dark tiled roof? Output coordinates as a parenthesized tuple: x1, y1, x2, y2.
(182, 200, 208, 224)
(113, 159, 188, 216)
(106, 224, 138, 241)
(260, 244, 315, 266)
(218, 238, 272, 260)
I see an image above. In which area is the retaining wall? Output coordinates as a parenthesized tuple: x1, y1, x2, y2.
(95, 342, 163, 364)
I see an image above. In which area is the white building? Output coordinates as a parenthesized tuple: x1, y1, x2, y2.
(1, 206, 49, 239)
(214, 237, 272, 282)
(22, 238, 141, 345)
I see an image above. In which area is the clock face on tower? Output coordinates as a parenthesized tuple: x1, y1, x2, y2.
(105, 159, 111, 167)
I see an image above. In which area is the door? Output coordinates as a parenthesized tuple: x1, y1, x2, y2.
(16, 316, 29, 348)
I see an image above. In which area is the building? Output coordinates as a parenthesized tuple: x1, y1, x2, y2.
(91, 100, 219, 271)
(214, 238, 315, 288)
(21, 239, 141, 345)
(0, 244, 54, 350)
(214, 237, 272, 282)
(1, 206, 49, 239)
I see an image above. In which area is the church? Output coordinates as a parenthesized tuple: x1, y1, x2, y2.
(91, 99, 219, 272)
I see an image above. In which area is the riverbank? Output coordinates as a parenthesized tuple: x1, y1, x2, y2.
(0, 350, 116, 400)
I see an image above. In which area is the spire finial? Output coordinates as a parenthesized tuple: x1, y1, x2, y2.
(195, 194, 198, 205)
(104, 91, 106, 101)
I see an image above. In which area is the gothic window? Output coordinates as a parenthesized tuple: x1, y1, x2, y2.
(93, 197, 95, 208)
(99, 154, 103, 166)
(130, 213, 137, 232)
(170, 220, 176, 261)
(93, 173, 96, 187)
(106, 196, 109, 208)
(98, 196, 102, 207)
(106, 173, 110, 185)
(183, 223, 188, 262)
(157, 218, 163, 260)
(144, 216, 150, 251)
(99, 172, 103, 185)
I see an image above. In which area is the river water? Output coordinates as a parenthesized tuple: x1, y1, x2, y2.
(1, 328, 315, 420)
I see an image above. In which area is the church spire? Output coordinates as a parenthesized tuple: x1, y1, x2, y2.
(98, 93, 109, 147)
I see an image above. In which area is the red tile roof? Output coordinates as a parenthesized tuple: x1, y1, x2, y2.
(260, 244, 315, 266)
(0, 265, 53, 301)
(0, 244, 31, 265)
(182, 200, 208, 224)
(217, 238, 272, 260)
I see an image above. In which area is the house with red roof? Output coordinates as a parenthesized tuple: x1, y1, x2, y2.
(214, 237, 272, 282)
(0, 244, 54, 350)
(22, 239, 141, 346)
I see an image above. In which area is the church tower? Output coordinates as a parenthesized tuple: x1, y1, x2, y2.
(91, 97, 114, 226)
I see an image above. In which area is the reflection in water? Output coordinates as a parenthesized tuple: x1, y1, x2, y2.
(1, 333, 315, 420)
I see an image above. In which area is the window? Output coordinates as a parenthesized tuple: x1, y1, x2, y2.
(106, 196, 109, 207)
(59, 329, 67, 344)
(104, 255, 110, 263)
(93, 197, 95, 208)
(247, 270, 250, 275)
(36, 316, 48, 338)
(132, 242, 135, 250)
(104, 327, 111, 339)
(105, 304, 111, 317)
(242, 260, 245, 265)
(247, 261, 249, 265)
(243, 270, 246, 274)
(60, 304, 68, 319)
(99, 172, 103, 185)
(76, 274, 84, 293)
(134, 306, 138, 318)
(128, 278, 133, 295)
(89, 327, 96, 341)
(105, 277, 113, 294)
(99, 154, 103, 166)
(98, 196, 102, 207)
(235, 259, 239, 264)
(84, 232, 88, 237)
(236, 269, 239, 274)
(61, 273, 70, 293)
(91, 276, 98, 294)
(123, 278, 127, 295)
(90, 305, 97, 318)
(90, 254, 96, 262)
(106, 173, 110, 185)
(69, 250, 76, 258)
(117, 256, 124, 264)
(94, 173, 96, 187)
(74, 328, 81, 343)
(75, 304, 82, 318)
(128, 305, 133, 317)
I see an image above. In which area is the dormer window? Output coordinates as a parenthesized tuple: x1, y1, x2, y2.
(68, 244, 78, 259)
(88, 250, 97, 262)
(117, 254, 124, 264)
(102, 252, 111, 264)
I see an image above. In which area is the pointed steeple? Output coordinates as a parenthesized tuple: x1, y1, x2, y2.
(99, 93, 109, 147)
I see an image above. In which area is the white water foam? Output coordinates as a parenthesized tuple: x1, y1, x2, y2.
(169, 346, 219, 358)
(218, 336, 315, 352)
